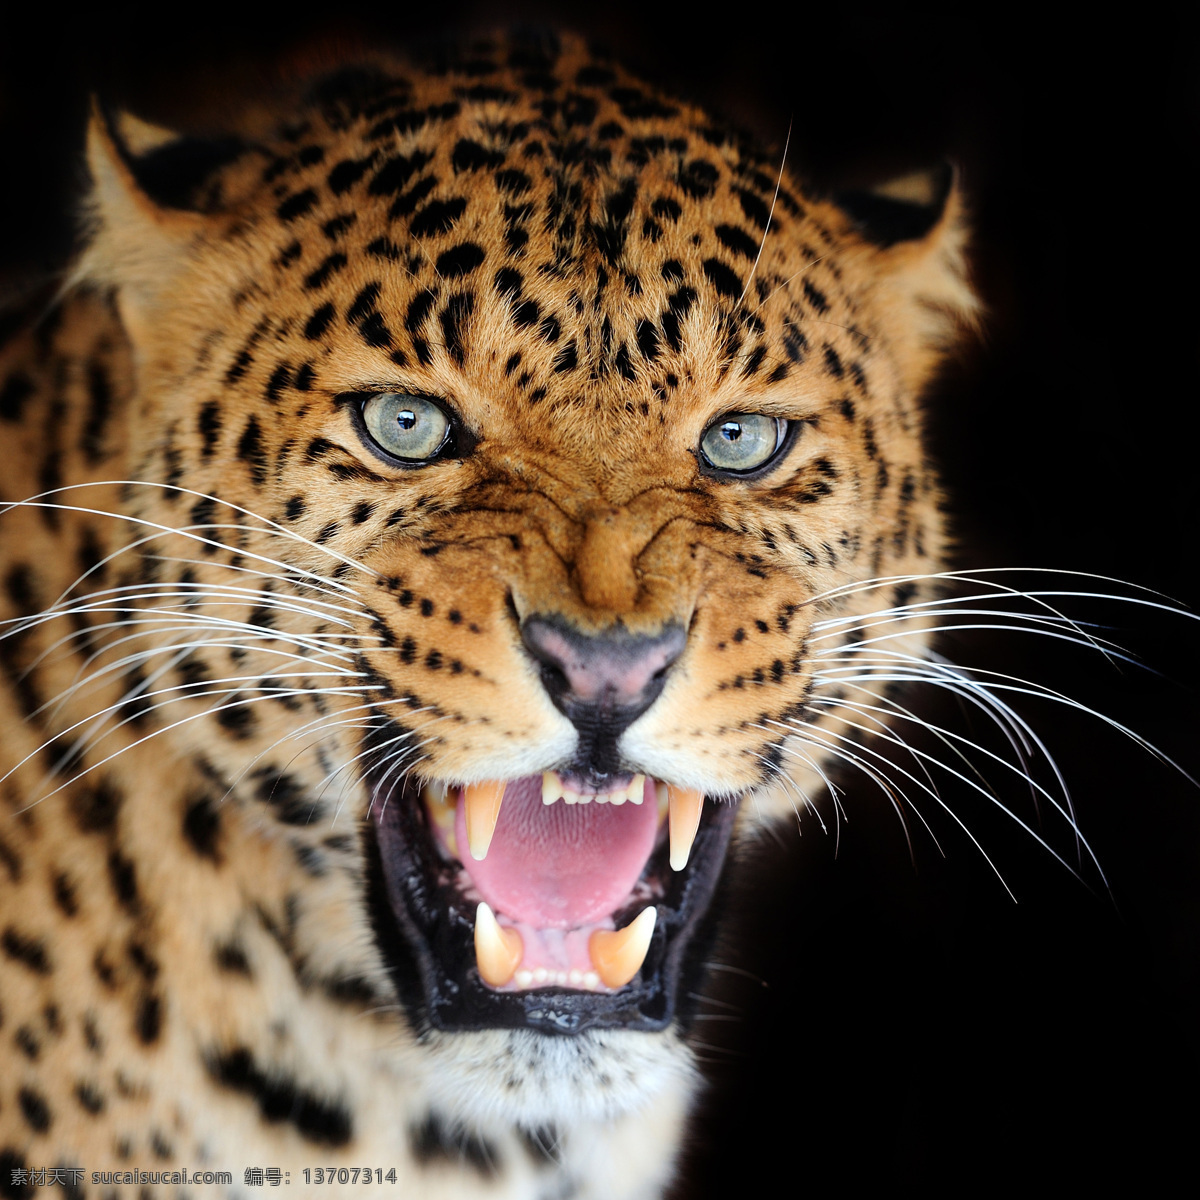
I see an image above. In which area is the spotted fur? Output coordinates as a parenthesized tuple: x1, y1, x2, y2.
(0, 35, 976, 1197)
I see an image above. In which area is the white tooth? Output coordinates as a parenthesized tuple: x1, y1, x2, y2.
(465, 781, 506, 861)
(515, 970, 534, 989)
(562, 784, 582, 805)
(595, 793, 609, 804)
(542, 771, 561, 805)
(608, 791, 625, 806)
(629, 774, 646, 804)
(584, 971, 600, 990)
(474, 903, 523, 987)
(588, 907, 657, 989)
(668, 786, 705, 872)
(533, 967, 548, 984)
(569, 969, 583, 986)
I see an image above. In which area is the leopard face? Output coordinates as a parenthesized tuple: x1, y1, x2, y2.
(0, 34, 975, 1196)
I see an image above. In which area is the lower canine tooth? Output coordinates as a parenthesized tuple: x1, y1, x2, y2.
(474, 902, 523, 987)
(668, 786, 704, 871)
(589, 907, 657, 989)
(465, 780, 506, 860)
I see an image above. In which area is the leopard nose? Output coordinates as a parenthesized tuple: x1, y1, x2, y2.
(520, 617, 686, 730)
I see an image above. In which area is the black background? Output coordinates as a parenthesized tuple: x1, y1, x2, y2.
(2, 3, 1197, 1191)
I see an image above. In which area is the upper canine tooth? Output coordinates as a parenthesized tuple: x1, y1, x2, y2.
(464, 780, 506, 860)
(668, 786, 704, 872)
(628, 774, 646, 805)
(474, 902, 523, 987)
(542, 771, 561, 806)
(588, 907, 657, 989)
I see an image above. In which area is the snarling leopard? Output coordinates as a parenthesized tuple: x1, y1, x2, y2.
(0, 32, 980, 1198)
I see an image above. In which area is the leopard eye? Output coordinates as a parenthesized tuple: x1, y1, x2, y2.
(699, 413, 789, 475)
(360, 393, 453, 464)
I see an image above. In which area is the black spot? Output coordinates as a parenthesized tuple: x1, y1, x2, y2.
(439, 293, 474, 365)
(512, 298, 540, 328)
(237, 415, 268, 486)
(733, 186, 770, 230)
(107, 849, 138, 912)
(609, 86, 676, 120)
(71, 779, 121, 833)
(420, 598, 435, 617)
(552, 340, 578, 373)
(495, 168, 532, 195)
(405, 289, 437, 332)
(327, 154, 375, 194)
(410, 1112, 499, 1179)
(351, 500, 376, 525)
(614, 343, 635, 381)
(0, 370, 34, 421)
(75, 1081, 106, 1114)
(367, 236, 400, 260)
(276, 189, 317, 222)
(368, 151, 432, 196)
(183, 792, 221, 860)
(255, 772, 320, 827)
(265, 362, 292, 402)
(285, 495, 306, 521)
(197, 401, 221, 457)
(214, 939, 252, 975)
(677, 158, 719, 199)
(537, 314, 561, 344)
(823, 345, 844, 377)
(0, 836, 20, 882)
(410, 197, 468, 237)
(802, 279, 829, 313)
(53, 872, 78, 917)
(715, 223, 760, 259)
(636, 319, 660, 362)
(703, 258, 743, 301)
(662, 287, 696, 352)
(18, 1087, 51, 1133)
(452, 139, 506, 172)
(303, 252, 348, 290)
(15, 1026, 40, 1060)
(436, 243, 486, 277)
(2, 927, 50, 975)
(206, 1047, 352, 1146)
(135, 993, 162, 1043)
(494, 268, 524, 299)
(216, 696, 256, 738)
(294, 362, 316, 390)
(303, 303, 336, 340)
(322, 213, 357, 239)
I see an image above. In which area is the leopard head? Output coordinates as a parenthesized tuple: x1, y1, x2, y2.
(72, 35, 974, 1125)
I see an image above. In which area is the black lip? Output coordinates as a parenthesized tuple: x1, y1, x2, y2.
(362, 726, 739, 1035)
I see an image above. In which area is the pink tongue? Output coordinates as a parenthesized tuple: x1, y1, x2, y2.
(455, 776, 659, 928)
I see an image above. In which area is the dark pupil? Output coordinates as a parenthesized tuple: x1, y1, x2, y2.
(396, 409, 418, 431)
(720, 421, 743, 442)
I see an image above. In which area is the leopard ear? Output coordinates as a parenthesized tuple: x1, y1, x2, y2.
(72, 102, 244, 345)
(835, 163, 980, 395)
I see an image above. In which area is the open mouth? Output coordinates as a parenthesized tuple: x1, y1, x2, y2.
(367, 738, 739, 1035)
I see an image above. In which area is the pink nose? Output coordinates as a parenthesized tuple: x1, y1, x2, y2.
(521, 616, 686, 727)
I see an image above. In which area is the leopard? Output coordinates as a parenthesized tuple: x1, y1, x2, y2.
(0, 31, 984, 1198)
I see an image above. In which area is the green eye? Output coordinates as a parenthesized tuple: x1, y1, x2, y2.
(699, 413, 788, 475)
(361, 393, 453, 463)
